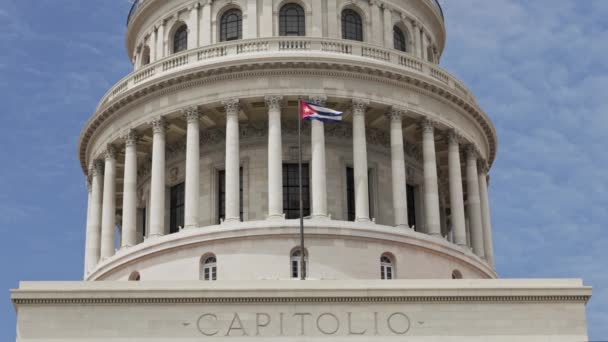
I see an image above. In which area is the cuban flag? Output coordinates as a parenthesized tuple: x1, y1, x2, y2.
(300, 100, 343, 123)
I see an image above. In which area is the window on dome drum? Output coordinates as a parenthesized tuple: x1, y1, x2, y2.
(220, 9, 243, 42)
(129, 271, 141, 281)
(217, 168, 244, 223)
(393, 26, 407, 52)
(291, 249, 308, 279)
(202, 256, 217, 281)
(341, 9, 363, 41)
(141, 46, 151, 66)
(380, 255, 394, 280)
(173, 25, 188, 53)
(279, 4, 305, 36)
(427, 46, 434, 62)
(407, 184, 417, 229)
(283, 163, 310, 219)
(452, 269, 463, 279)
(346, 167, 374, 221)
(169, 182, 185, 234)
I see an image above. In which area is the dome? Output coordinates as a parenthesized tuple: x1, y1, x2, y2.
(80, 0, 496, 282)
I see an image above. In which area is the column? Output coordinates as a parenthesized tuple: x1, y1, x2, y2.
(370, 0, 383, 45)
(327, 0, 339, 38)
(422, 33, 429, 61)
(382, 5, 393, 48)
(413, 22, 422, 59)
(100, 146, 117, 259)
(246, 0, 258, 39)
(184, 107, 201, 228)
(122, 130, 138, 248)
(479, 164, 495, 267)
(387, 108, 408, 228)
(310, 95, 328, 218)
(266, 96, 284, 219)
(420, 119, 441, 236)
(157, 20, 166, 59)
(149, 118, 167, 237)
(352, 99, 370, 222)
(151, 28, 158, 63)
(223, 98, 241, 223)
(188, 4, 200, 49)
(85, 161, 103, 273)
(466, 145, 485, 258)
(447, 130, 467, 246)
(200, 0, 212, 45)
(311, 0, 323, 36)
(83, 180, 93, 276)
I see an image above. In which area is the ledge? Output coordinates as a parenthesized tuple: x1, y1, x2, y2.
(12, 279, 591, 305)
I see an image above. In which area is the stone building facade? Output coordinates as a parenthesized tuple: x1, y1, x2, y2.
(11, 0, 591, 340)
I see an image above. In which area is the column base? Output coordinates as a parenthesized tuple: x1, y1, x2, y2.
(222, 217, 241, 224)
(183, 225, 199, 230)
(311, 214, 331, 220)
(355, 217, 371, 223)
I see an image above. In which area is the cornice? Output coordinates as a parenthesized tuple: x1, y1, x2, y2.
(13, 295, 591, 306)
(78, 60, 497, 174)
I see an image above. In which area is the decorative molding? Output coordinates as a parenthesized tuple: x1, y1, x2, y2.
(183, 106, 201, 123)
(124, 129, 139, 147)
(222, 98, 240, 116)
(104, 145, 116, 160)
(12, 295, 591, 306)
(308, 95, 327, 106)
(200, 128, 226, 146)
(151, 117, 167, 135)
(367, 128, 390, 147)
(264, 95, 283, 111)
(352, 98, 369, 115)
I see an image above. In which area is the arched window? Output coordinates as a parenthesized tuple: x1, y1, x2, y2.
(141, 46, 151, 66)
(128, 271, 141, 281)
(173, 24, 188, 53)
(452, 270, 463, 279)
(220, 9, 243, 42)
(380, 255, 394, 280)
(279, 4, 305, 36)
(393, 26, 407, 52)
(291, 249, 308, 279)
(341, 9, 363, 41)
(202, 256, 217, 281)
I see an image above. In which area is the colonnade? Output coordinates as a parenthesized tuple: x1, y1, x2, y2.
(83, 96, 495, 275)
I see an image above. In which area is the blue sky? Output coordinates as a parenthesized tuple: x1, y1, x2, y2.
(0, 0, 606, 340)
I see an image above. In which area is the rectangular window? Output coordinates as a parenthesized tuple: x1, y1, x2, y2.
(169, 183, 185, 234)
(346, 167, 374, 221)
(407, 184, 417, 229)
(218, 168, 244, 223)
(283, 163, 310, 219)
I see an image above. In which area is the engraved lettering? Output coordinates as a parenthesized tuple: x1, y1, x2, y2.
(316, 313, 340, 335)
(347, 312, 366, 335)
(256, 313, 271, 336)
(387, 312, 411, 335)
(226, 313, 248, 336)
(293, 313, 312, 336)
(196, 313, 218, 336)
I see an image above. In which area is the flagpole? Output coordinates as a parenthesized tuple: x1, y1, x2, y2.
(298, 99, 305, 280)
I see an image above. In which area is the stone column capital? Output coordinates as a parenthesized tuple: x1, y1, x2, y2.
(151, 117, 168, 135)
(86, 179, 92, 193)
(308, 95, 327, 106)
(104, 145, 117, 160)
(124, 129, 139, 147)
(386, 107, 404, 122)
(418, 117, 435, 133)
(92, 159, 105, 176)
(222, 98, 240, 116)
(478, 159, 489, 174)
(352, 99, 369, 115)
(446, 129, 462, 145)
(183, 106, 201, 123)
(465, 144, 479, 160)
(264, 95, 284, 110)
